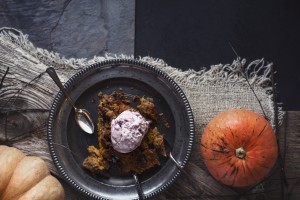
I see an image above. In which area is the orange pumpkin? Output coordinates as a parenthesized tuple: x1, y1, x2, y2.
(201, 109, 278, 187)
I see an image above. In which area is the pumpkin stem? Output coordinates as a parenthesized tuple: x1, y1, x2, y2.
(235, 147, 246, 159)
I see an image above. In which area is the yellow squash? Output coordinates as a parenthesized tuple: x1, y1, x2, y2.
(0, 145, 64, 200)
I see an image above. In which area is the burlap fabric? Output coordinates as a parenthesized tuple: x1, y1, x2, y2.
(0, 28, 284, 199)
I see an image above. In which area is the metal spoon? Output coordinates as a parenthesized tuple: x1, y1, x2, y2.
(164, 136, 200, 192)
(46, 67, 95, 134)
(133, 174, 144, 200)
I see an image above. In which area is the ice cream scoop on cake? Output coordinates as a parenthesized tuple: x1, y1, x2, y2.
(82, 91, 167, 175)
(111, 110, 150, 153)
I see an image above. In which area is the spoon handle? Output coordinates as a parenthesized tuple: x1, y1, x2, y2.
(46, 67, 75, 108)
(133, 174, 144, 200)
(169, 153, 200, 192)
(169, 153, 190, 177)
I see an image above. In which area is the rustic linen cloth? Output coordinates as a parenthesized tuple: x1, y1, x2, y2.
(0, 28, 284, 199)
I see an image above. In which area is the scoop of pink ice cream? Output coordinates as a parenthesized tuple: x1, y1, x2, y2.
(111, 110, 150, 153)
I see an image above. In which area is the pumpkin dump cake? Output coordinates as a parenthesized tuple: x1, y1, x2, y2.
(82, 89, 167, 174)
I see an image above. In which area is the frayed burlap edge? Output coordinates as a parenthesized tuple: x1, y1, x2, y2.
(0, 27, 285, 199)
(0, 27, 285, 127)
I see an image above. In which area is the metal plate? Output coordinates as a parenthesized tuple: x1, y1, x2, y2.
(48, 59, 194, 199)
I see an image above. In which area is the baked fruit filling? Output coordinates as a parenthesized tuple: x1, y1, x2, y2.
(82, 89, 167, 174)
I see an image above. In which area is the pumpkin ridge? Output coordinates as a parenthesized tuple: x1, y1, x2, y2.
(0, 146, 26, 198)
(257, 123, 268, 137)
(245, 126, 258, 150)
(3, 153, 26, 195)
(240, 160, 251, 185)
(212, 142, 230, 153)
(221, 171, 228, 179)
(200, 143, 230, 154)
(207, 154, 232, 161)
(209, 126, 235, 149)
(248, 161, 265, 182)
(2, 156, 51, 200)
(255, 162, 271, 169)
(230, 166, 239, 176)
(207, 127, 228, 144)
(239, 151, 257, 187)
(240, 127, 250, 145)
(228, 127, 238, 145)
(215, 156, 233, 167)
(241, 161, 247, 178)
(230, 166, 239, 187)
(18, 175, 49, 199)
(242, 122, 269, 151)
(1, 156, 30, 200)
(18, 175, 52, 199)
(244, 161, 257, 184)
(220, 137, 228, 146)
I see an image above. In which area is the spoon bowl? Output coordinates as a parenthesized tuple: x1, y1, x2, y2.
(74, 107, 94, 134)
(46, 67, 95, 134)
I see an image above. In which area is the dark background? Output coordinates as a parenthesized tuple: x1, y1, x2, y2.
(135, 0, 300, 110)
(1, 0, 299, 110)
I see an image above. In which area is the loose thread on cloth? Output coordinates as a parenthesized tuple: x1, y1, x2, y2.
(0, 28, 286, 199)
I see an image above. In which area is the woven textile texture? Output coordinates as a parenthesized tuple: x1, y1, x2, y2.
(0, 28, 284, 199)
